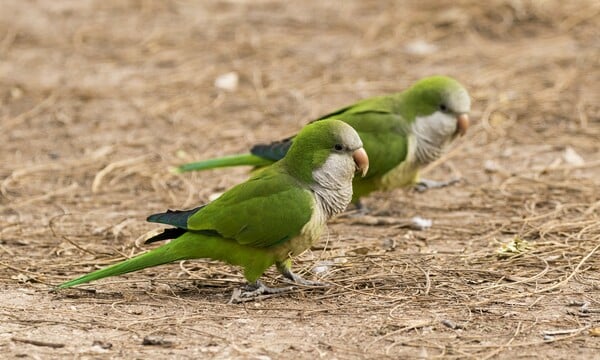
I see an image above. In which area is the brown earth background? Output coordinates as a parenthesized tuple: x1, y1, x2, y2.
(1, 0, 599, 358)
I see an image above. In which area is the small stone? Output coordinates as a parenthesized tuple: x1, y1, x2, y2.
(404, 40, 438, 55)
(142, 336, 173, 347)
(312, 261, 334, 274)
(563, 147, 584, 166)
(411, 217, 432, 230)
(214, 72, 239, 92)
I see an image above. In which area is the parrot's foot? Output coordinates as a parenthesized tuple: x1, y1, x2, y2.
(414, 178, 460, 192)
(281, 268, 329, 287)
(353, 200, 368, 213)
(229, 280, 294, 304)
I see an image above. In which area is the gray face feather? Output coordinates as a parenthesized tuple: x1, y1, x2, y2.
(311, 122, 363, 218)
(412, 111, 457, 164)
(311, 153, 355, 217)
(412, 87, 471, 165)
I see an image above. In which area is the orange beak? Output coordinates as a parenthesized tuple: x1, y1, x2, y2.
(456, 113, 470, 136)
(352, 147, 369, 177)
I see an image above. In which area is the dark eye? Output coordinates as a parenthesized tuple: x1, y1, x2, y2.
(439, 104, 448, 112)
(334, 144, 343, 151)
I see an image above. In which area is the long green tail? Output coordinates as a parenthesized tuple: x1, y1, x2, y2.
(58, 233, 275, 288)
(174, 153, 273, 173)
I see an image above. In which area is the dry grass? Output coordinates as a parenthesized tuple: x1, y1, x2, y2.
(1, 0, 599, 358)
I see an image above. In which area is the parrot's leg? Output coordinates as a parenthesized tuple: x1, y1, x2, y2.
(353, 200, 370, 214)
(414, 178, 460, 192)
(277, 260, 328, 287)
(339, 200, 370, 216)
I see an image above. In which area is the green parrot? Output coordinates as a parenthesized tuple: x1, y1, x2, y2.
(58, 120, 369, 299)
(177, 75, 470, 205)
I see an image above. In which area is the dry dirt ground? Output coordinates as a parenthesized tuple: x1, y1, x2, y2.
(1, 0, 599, 358)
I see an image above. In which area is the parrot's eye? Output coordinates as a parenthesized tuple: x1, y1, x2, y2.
(439, 104, 448, 112)
(334, 144, 344, 151)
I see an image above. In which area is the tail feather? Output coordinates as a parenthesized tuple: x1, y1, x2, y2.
(58, 235, 194, 289)
(146, 206, 205, 228)
(175, 153, 273, 173)
(250, 138, 294, 161)
(58, 232, 276, 288)
(145, 228, 187, 244)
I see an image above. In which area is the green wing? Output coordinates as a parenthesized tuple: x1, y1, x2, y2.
(339, 113, 408, 180)
(318, 96, 409, 180)
(314, 93, 398, 121)
(187, 165, 314, 248)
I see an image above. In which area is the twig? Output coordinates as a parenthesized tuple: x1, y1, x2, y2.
(367, 320, 435, 349)
(535, 242, 600, 294)
(481, 322, 522, 360)
(92, 155, 150, 193)
(49, 213, 97, 256)
(1, 92, 58, 130)
(542, 327, 588, 336)
(3, 182, 79, 209)
(12, 337, 65, 348)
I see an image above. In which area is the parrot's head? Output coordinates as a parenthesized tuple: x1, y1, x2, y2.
(284, 120, 369, 215)
(403, 76, 471, 164)
(286, 119, 369, 182)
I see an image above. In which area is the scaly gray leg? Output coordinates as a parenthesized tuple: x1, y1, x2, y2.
(277, 259, 328, 287)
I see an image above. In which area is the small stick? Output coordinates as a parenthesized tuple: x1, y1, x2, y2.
(535, 242, 600, 294)
(542, 327, 587, 336)
(12, 337, 65, 348)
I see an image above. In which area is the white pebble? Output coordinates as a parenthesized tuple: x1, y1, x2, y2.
(411, 216, 432, 229)
(214, 72, 239, 91)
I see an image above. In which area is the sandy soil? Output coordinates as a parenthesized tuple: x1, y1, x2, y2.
(1, 0, 599, 358)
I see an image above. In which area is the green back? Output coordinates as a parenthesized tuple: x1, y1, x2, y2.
(187, 164, 313, 248)
(319, 95, 410, 180)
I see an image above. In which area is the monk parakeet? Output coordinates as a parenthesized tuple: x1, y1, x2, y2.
(58, 120, 369, 299)
(177, 76, 470, 205)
